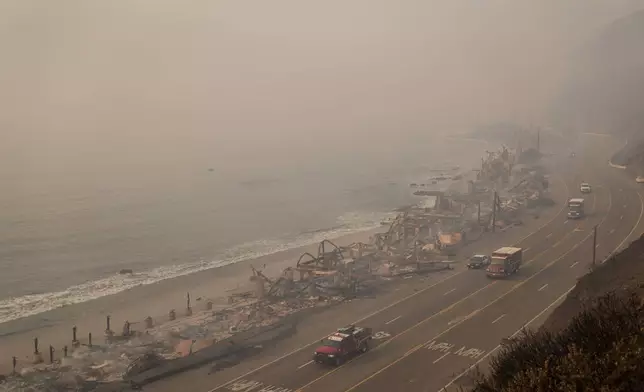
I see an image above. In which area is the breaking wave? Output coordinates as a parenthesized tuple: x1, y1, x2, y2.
(0, 210, 395, 325)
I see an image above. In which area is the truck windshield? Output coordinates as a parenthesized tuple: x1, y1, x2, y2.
(490, 257, 506, 265)
(321, 339, 342, 348)
(569, 204, 583, 212)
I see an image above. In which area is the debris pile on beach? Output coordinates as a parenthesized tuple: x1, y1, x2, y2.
(0, 144, 555, 391)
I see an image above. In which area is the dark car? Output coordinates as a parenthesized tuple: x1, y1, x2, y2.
(467, 254, 490, 269)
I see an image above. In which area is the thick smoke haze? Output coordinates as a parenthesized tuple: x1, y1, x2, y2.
(555, 8, 644, 138)
(1, 0, 643, 173)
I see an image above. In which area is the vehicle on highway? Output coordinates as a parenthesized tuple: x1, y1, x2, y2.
(568, 198, 585, 219)
(486, 247, 522, 278)
(580, 182, 592, 193)
(467, 254, 491, 269)
(313, 325, 372, 366)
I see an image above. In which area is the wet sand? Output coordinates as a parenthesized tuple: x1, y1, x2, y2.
(0, 228, 383, 372)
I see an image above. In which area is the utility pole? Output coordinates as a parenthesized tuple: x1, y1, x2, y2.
(477, 200, 481, 226)
(536, 127, 541, 153)
(592, 225, 598, 266)
(492, 192, 497, 232)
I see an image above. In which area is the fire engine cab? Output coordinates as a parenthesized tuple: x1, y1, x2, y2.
(313, 325, 373, 366)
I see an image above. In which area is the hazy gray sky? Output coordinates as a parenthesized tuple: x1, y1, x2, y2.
(1, 0, 643, 168)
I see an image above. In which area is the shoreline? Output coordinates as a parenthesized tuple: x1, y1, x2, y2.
(0, 140, 521, 377)
(0, 227, 384, 371)
(0, 219, 390, 326)
(0, 140, 552, 390)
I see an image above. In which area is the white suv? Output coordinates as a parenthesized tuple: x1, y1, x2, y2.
(580, 183, 591, 193)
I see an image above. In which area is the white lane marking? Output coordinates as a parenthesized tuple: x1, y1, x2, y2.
(298, 361, 313, 370)
(442, 185, 643, 392)
(443, 288, 456, 296)
(433, 352, 450, 364)
(570, 261, 579, 268)
(620, 215, 624, 220)
(449, 309, 480, 326)
(524, 247, 530, 252)
(545, 233, 552, 239)
(373, 331, 392, 340)
(552, 241, 561, 247)
(491, 314, 506, 324)
(405, 344, 423, 357)
(538, 284, 548, 291)
(595, 243, 600, 248)
(448, 317, 462, 326)
(563, 220, 569, 224)
(207, 175, 574, 392)
(441, 285, 576, 391)
(609, 228, 615, 234)
(385, 316, 402, 325)
(348, 206, 610, 391)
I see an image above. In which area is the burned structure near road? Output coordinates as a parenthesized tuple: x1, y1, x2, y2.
(0, 145, 555, 391)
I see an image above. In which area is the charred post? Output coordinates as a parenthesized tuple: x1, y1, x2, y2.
(186, 292, 192, 316)
(33, 337, 44, 365)
(72, 325, 79, 347)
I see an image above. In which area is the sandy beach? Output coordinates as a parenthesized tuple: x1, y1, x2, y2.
(0, 161, 498, 374)
(0, 228, 383, 372)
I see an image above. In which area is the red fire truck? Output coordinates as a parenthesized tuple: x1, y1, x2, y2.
(313, 325, 373, 366)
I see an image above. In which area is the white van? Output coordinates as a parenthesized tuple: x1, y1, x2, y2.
(580, 183, 591, 193)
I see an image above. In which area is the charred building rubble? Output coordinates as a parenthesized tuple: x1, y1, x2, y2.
(0, 148, 554, 391)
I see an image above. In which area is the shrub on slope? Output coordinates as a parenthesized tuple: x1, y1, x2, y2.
(471, 292, 644, 392)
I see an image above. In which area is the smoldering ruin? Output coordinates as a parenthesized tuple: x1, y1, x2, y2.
(0, 143, 555, 392)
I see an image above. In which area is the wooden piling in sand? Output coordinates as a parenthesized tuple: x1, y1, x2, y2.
(33, 337, 43, 364)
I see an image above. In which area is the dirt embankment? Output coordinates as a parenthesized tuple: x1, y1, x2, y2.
(542, 234, 644, 332)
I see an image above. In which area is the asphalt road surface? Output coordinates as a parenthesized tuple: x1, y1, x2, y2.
(149, 133, 644, 392)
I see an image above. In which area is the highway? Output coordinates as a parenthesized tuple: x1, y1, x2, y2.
(148, 134, 644, 392)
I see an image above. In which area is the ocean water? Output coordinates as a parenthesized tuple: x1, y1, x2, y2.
(0, 135, 489, 324)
